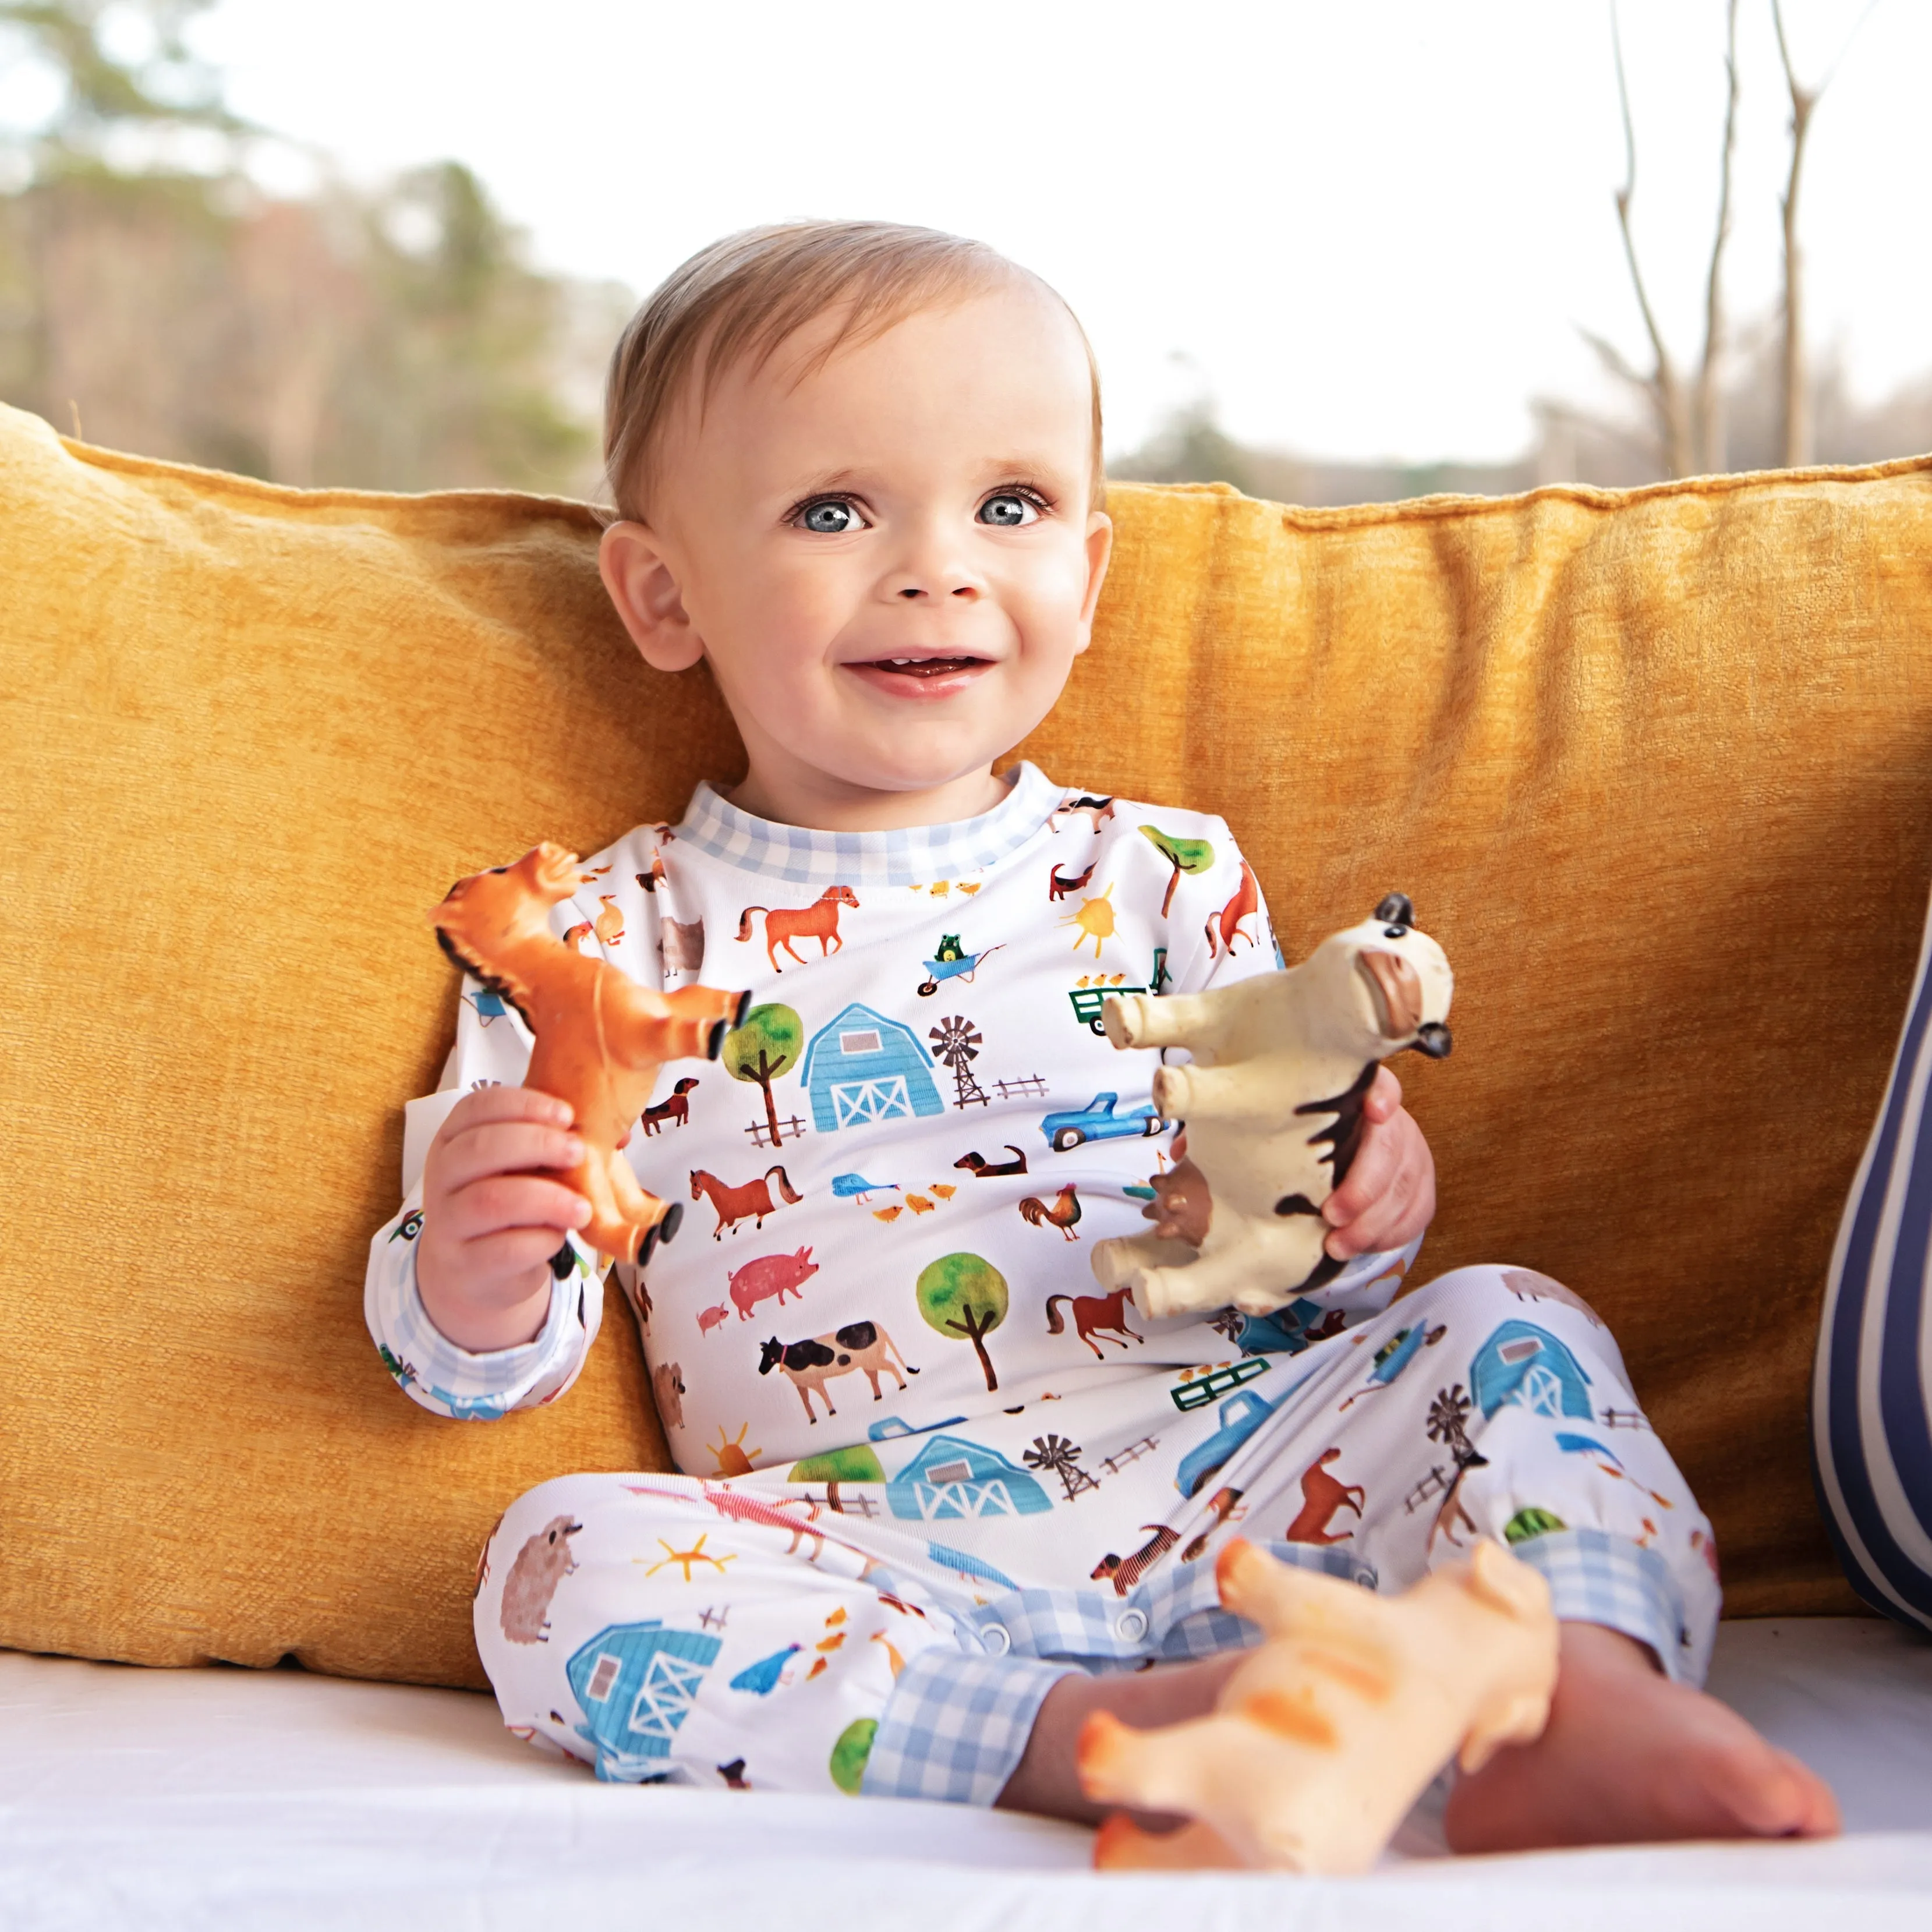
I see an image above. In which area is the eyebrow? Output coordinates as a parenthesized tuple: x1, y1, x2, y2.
(781, 457, 1075, 498)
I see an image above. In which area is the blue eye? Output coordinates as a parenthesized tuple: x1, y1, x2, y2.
(797, 498, 863, 534)
(978, 492, 1039, 527)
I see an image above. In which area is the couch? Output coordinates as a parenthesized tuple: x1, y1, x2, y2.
(3, 399, 1931, 1924)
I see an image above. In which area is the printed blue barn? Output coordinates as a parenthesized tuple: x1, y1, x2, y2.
(799, 1002, 944, 1133)
(566, 1620, 721, 1781)
(887, 1433, 1053, 1520)
(1470, 1321, 1593, 1422)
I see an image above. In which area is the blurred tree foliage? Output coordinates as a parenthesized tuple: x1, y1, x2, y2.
(0, 0, 620, 491)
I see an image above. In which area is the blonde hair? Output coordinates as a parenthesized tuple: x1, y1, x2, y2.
(604, 220, 1103, 519)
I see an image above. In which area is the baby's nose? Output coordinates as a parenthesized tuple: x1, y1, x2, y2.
(895, 577, 981, 601)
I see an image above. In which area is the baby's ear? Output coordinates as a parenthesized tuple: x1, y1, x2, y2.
(1074, 510, 1114, 651)
(600, 521, 702, 673)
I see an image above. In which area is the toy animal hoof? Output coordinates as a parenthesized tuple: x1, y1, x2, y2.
(657, 1201, 683, 1247)
(549, 1241, 575, 1280)
(1101, 993, 1148, 1050)
(1092, 1813, 1244, 1871)
(1089, 1239, 1137, 1294)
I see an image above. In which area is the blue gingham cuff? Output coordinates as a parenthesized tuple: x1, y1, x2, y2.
(363, 1202, 599, 1421)
(946, 1540, 1374, 1669)
(862, 1645, 1081, 1806)
(1510, 1527, 1699, 1682)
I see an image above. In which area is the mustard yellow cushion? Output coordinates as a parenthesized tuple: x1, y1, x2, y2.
(3, 399, 1924, 1687)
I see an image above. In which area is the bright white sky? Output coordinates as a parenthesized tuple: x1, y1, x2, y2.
(174, 2, 1932, 461)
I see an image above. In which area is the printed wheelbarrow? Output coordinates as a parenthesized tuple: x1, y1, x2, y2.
(918, 943, 1004, 996)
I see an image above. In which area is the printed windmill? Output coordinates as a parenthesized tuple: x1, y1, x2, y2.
(929, 1015, 989, 1110)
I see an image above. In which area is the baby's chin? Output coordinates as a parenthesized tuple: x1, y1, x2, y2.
(785, 730, 1020, 820)
(800, 707, 1025, 788)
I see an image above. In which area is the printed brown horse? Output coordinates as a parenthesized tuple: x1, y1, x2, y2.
(1285, 1448, 1365, 1545)
(691, 1165, 804, 1239)
(735, 886, 860, 971)
(1181, 1486, 1245, 1562)
(1045, 1287, 1142, 1358)
(433, 844, 746, 1266)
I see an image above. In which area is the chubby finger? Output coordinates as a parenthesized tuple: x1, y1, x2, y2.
(442, 1085, 575, 1135)
(1328, 1161, 1425, 1258)
(1324, 1113, 1403, 1226)
(1328, 1135, 1436, 1257)
(443, 1172, 590, 1244)
(434, 1119, 586, 1194)
(1360, 1066, 1403, 1124)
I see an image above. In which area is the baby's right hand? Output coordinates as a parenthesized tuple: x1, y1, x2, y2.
(415, 1087, 590, 1352)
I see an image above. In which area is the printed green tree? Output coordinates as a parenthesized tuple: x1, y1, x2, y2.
(915, 1252, 1008, 1392)
(723, 1003, 803, 1145)
(788, 1445, 885, 1485)
(1140, 824, 1215, 917)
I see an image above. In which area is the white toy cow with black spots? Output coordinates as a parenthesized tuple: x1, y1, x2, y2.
(1092, 896, 1453, 1319)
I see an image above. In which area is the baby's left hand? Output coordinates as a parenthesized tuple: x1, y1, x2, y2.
(1321, 1067, 1435, 1260)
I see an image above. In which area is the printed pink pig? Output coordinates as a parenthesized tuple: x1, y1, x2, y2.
(729, 1247, 819, 1320)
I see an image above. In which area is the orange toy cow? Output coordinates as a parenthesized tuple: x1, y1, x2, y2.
(433, 844, 748, 1267)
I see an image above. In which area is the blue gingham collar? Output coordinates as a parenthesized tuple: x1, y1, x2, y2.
(674, 762, 1064, 887)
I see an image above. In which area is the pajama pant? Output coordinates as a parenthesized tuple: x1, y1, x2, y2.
(476, 1264, 1718, 1803)
(1814, 883, 1932, 1634)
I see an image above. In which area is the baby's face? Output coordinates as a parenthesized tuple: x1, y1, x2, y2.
(604, 282, 1110, 826)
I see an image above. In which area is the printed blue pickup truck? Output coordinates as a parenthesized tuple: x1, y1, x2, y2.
(1038, 1091, 1166, 1153)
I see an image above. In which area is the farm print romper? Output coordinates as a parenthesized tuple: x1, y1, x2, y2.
(367, 764, 1719, 1803)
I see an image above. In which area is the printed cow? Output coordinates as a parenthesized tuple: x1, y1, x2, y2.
(758, 1321, 917, 1423)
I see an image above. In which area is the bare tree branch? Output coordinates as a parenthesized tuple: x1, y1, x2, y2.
(1609, 2, 1690, 476)
(1578, 327, 1650, 394)
(1694, 0, 1740, 475)
(1775, 0, 1817, 468)
(1774, 0, 1878, 468)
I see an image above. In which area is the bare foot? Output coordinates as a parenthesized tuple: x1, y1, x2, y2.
(1444, 1622, 1841, 1853)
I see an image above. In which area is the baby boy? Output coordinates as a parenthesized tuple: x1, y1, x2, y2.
(366, 221, 1834, 1849)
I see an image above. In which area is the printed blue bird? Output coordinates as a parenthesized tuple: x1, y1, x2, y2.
(729, 1643, 801, 1695)
(831, 1173, 899, 1201)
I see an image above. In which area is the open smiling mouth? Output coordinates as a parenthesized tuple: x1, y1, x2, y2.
(856, 656, 989, 681)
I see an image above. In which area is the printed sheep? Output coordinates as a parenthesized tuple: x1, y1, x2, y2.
(498, 1513, 582, 1646)
(1078, 1537, 1558, 1873)
(1091, 894, 1452, 1319)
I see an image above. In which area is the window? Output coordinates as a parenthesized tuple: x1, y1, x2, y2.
(839, 1029, 882, 1055)
(585, 1653, 621, 1702)
(926, 1460, 972, 1485)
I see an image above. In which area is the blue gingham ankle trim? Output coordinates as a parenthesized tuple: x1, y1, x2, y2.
(858, 1530, 1700, 1804)
(862, 1647, 1080, 1806)
(1510, 1527, 1700, 1682)
(858, 1541, 1374, 1806)
(674, 762, 1066, 888)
